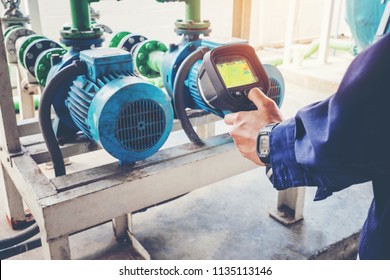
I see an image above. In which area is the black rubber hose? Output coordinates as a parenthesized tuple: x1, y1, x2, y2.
(0, 237, 42, 260)
(38, 60, 87, 177)
(172, 46, 210, 146)
(0, 223, 39, 250)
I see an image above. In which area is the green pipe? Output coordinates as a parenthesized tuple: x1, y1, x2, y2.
(304, 39, 354, 59)
(262, 38, 355, 67)
(69, 0, 97, 31)
(261, 57, 283, 67)
(13, 96, 40, 113)
(156, 0, 201, 22)
(185, 0, 201, 22)
(134, 40, 168, 79)
(146, 51, 165, 73)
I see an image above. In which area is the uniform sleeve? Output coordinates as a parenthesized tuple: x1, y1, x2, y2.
(269, 33, 390, 201)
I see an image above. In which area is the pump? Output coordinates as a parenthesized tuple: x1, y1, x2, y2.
(40, 48, 173, 176)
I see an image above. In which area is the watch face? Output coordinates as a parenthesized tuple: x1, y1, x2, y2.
(259, 136, 270, 157)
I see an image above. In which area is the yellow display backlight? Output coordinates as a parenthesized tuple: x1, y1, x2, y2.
(216, 58, 258, 89)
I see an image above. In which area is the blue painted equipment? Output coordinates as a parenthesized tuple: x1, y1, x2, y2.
(62, 48, 173, 163)
(345, 0, 388, 50)
(162, 40, 203, 96)
(47, 48, 174, 164)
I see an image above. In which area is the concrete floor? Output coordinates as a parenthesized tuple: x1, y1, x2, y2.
(1, 47, 373, 260)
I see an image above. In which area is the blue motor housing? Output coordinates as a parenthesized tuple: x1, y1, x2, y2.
(64, 48, 174, 163)
(161, 40, 203, 97)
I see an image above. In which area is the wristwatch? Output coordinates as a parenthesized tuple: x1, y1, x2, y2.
(256, 123, 279, 166)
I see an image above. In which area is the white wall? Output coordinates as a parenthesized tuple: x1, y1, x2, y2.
(249, 0, 351, 47)
(1, 0, 350, 48)
(6, 0, 233, 46)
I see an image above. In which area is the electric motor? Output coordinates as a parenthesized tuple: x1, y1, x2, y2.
(59, 48, 174, 163)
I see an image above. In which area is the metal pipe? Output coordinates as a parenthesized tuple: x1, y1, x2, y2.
(185, 0, 201, 22)
(146, 51, 165, 74)
(69, 0, 92, 31)
(263, 38, 355, 66)
(156, 0, 201, 22)
(13, 95, 39, 113)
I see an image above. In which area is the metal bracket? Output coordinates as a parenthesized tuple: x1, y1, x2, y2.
(269, 187, 306, 225)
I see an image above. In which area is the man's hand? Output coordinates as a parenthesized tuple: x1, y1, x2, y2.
(224, 88, 284, 166)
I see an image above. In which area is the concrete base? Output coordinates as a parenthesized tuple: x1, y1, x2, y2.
(3, 168, 372, 260)
(131, 169, 371, 260)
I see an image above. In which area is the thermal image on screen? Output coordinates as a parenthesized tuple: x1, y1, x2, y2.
(216, 58, 258, 88)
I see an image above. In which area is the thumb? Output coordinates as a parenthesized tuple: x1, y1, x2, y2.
(224, 112, 236, 125)
(247, 87, 273, 110)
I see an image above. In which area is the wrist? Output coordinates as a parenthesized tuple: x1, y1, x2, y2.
(256, 123, 279, 166)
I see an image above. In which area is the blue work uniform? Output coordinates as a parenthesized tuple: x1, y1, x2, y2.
(269, 33, 390, 260)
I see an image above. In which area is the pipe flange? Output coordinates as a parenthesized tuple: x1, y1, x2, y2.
(24, 39, 62, 76)
(59, 36, 104, 49)
(60, 25, 103, 40)
(174, 19, 211, 37)
(4, 26, 35, 63)
(35, 48, 67, 87)
(117, 34, 148, 53)
(109, 31, 132, 48)
(134, 39, 167, 78)
(17, 34, 45, 67)
(3, 24, 19, 37)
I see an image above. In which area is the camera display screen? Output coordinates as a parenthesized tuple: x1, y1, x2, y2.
(216, 57, 258, 89)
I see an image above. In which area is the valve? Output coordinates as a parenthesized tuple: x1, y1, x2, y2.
(60, 0, 104, 49)
(0, 0, 29, 29)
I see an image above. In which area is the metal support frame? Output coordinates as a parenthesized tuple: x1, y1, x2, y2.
(0, 162, 26, 226)
(0, 20, 28, 228)
(0, 22, 21, 153)
(269, 187, 305, 225)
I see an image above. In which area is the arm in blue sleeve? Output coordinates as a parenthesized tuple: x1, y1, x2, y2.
(269, 33, 390, 201)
